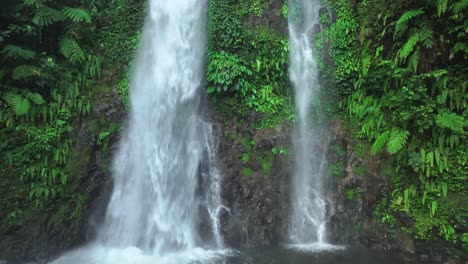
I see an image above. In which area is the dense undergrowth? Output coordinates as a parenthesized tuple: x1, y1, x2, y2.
(320, 0, 467, 250)
(0, 0, 145, 228)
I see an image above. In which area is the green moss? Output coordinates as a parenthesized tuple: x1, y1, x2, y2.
(242, 167, 253, 177)
(329, 161, 345, 177)
(345, 187, 362, 200)
(241, 153, 251, 163)
(259, 152, 274, 176)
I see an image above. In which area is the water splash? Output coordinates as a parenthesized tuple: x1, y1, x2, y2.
(50, 0, 227, 263)
(288, 0, 341, 250)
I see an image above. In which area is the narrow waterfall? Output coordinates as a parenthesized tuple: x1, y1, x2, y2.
(50, 0, 227, 263)
(288, 0, 335, 248)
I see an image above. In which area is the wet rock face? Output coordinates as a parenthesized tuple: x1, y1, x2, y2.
(213, 113, 293, 247)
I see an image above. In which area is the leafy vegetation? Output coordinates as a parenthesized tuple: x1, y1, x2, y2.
(208, 0, 293, 124)
(322, 0, 467, 247)
(0, 0, 144, 227)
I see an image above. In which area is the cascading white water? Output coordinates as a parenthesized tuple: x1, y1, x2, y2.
(288, 0, 339, 250)
(49, 0, 228, 263)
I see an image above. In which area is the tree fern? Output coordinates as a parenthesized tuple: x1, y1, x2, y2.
(394, 9, 424, 39)
(10, 95, 31, 116)
(63, 7, 92, 24)
(387, 129, 410, 154)
(59, 37, 86, 64)
(436, 112, 465, 132)
(11, 65, 39, 80)
(1, 45, 36, 60)
(371, 131, 390, 155)
(32, 6, 65, 26)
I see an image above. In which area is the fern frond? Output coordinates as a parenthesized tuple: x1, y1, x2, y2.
(396, 9, 425, 26)
(437, 0, 448, 16)
(436, 112, 465, 132)
(394, 22, 408, 40)
(371, 131, 390, 155)
(23, 0, 44, 8)
(59, 37, 86, 64)
(419, 28, 434, 48)
(408, 48, 420, 73)
(32, 6, 65, 26)
(399, 33, 419, 60)
(11, 65, 39, 80)
(387, 129, 410, 154)
(394, 9, 424, 39)
(453, 0, 468, 13)
(63, 7, 92, 24)
(10, 95, 31, 116)
(1, 45, 36, 60)
(26, 92, 45, 105)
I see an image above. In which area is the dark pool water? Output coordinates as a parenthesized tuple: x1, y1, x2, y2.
(221, 247, 417, 264)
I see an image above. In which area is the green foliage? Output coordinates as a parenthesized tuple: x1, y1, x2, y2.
(325, 0, 468, 245)
(32, 6, 65, 26)
(242, 167, 253, 177)
(436, 112, 465, 133)
(1, 45, 36, 60)
(11, 65, 38, 80)
(208, 0, 291, 117)
(207, 51, 253, 95)
(59, 37, 86, 64)
(386, 129, 409, 155)
(62, 7, 92, 23)
(9, 94, 31, 116)
(0, 0, 100, 216)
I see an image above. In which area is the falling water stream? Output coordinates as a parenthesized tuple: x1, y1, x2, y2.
(287, 0, 343, 251)
(49, 1, 228, 263)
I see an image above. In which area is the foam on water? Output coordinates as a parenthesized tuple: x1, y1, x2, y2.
(50, 245, 235, 264)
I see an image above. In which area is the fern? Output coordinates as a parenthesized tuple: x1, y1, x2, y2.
(371, 131, 390, 155)
(26, 92, 45, 105)
(394, 9, 424, 39)
(10, 95, 31, 116)
(23, 0, 44, 8)
(32, 6, 65, 26)
(1, 45, 36, 60)
(59, 37, 86, 64)
(11, 65, 39, 80)
(437, 0, 448, 17)
(399, 33, 420, 60)
(453, 0, 468, 13)
(436, 112, 465, 132)
(387, 129, 410, 154)
(63, 7, 92, 24)
(419, 28, 434, 48)
(408, 48, 420, 73)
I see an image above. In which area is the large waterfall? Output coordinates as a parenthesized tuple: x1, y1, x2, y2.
(288, 0, 338, 250)
(50, 0, 227, 263)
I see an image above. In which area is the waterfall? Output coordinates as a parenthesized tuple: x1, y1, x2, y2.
(50, 0, 228, 263)
(287, 0, 340, 250)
